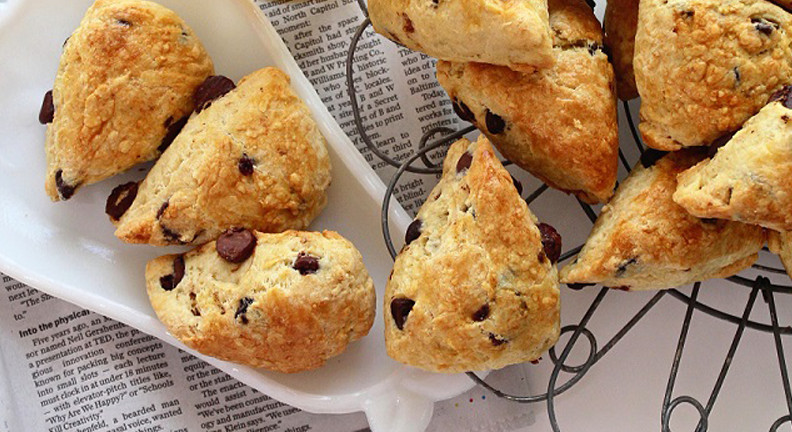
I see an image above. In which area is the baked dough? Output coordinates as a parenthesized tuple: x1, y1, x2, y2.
(674, 87, 792, 231)
(369, 0, 554, 71)
(603, 0, 639, 100)
(436, 0, 618, 204)
(44, 0, 213, 201)
(768, 230, 792, 279)
(146, 229, 375, 373)
(634, 0, 792, 150)
(113, 67, 331, 245)
(560, 149, 766, 291)
(385, 135, 560, 373)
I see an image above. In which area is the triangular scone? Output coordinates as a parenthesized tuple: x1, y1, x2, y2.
(768, 231, 792, 278)
(634, 0, 792, 150)
(561, 150, 766, 291)
(436, 0, 618, 204)
(674, 87, 792, 231)
(369, 0, 554, 72)
(385, 135, 560, 373)
(44, 0, 213, 201)
(113, 68, 331, 246)
(603, 0, 639, 100)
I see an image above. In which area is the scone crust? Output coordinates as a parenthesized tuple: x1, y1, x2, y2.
(385, 136, 560, 373)
(146, 230, 375, 373)
(369, 0, 554, 71)
(115, 67, 331, 245)
(603, 0, 639, 100)
(674, 99, 792, 231)
(768, 231, 792, 277)
(436, 0, 618, 204)
(634, 0, 792, 150)
(560, 150, 765, 290)
(45, 0, 213, 201)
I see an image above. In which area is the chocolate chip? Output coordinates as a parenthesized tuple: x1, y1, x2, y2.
(238, 154, 255, 176)
(639, 149, 668, 168)
(680, 10, 694, 18)
(39, 90, 54, 124)
(585, 0, 595, 8)
(161, 225, 184, 244)
(587, 42, 603, 56)
(105, 181, 138, 221)
(160, 255, 185, 291)
(452, 99, 474, 122)
(733, 67, 741, 83)
(116, 19, 132, 27)
(511, 176, 523, 195)
(708, 131, 736, 157)
(405, 219, 422, 245)
(293, 252, 320, 275)
(456, 151, 473, 173)
(537, 223, 562, 264)
(216, 228, 257, 263)
(156, 201, 169, 219)
(158, 116, 188, 152)
(390, 298, 415, 330)
(752, 18, 778, 35)
(701, 218, 719, 225)
(567, 283, 595, 290)
(235, 297, 254, 324)
(489, 333, 507, 346)
(189, 292, 200, 316)
(485, 109, 505, 134)
(472, 304, 490, 321)
(54, 170, 76, 200)
(402, 13, 415, 33)
(609, 286, 631, 291)
(193, 75, 236, 113)
(530, 358, 541, 365)
(770, 85, 792, 109)
(616, 258, 637, 276)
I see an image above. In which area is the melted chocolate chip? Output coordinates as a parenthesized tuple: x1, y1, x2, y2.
(39, 90, 54, 124)
(640, 149, 668, 168)
(680, 10, 694, 18)
(587, 42, 603, 56)
(235, 297, 254, 324)
(54, 170, 76, 200)
(405, 219, 422, 245)
(472, 304, 490, 321)
(733, 67, 741, 83)
(452, 99, 474, 122)
(530, 358, 541, 365)
(456, 151, 473, 173)
(391, 298, 415, 330)
(105, 181, 138, 221)
(160, 255, 185, 291)
(511, 176, 523, 195)
(193, 76, 236, 113)
(189, 292, 200, 316)
(156, 201, 169, 219)
(489, 333, 507, 346)
(116, 19, 132, 27)
(752, 17, 779, 35)
(537, 223, 562, 264)
(402, 13, 415, 33)
(708, 131, 736, 157)
(567, 282, 595, 290)
(293, 252, 320, 275)
(610, 285, 631, 291)
(216, 228, 257, 263)
(158, 116, 188, 152)
(615, 258, 637, 276)
(485, 110, 505, 134)
(238, 154, 255, 176)
(161, 225, 184, 244)
(769, 85, 792, 109)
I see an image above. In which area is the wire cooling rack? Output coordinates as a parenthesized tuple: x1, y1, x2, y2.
(345, 3, 792, 430)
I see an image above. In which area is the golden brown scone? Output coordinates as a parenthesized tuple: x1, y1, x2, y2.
(369, 0, 554, 72)
(768, 231, 792, 278)
(436, 0, 618, 204)
(385, 136, 560, 373)
(674, 87, 792, 231)
(146, 229, 375, 373)
(560, 149, 766, 291)
(634, 0, 792, 150)
(111, 67, 331, 246)
(604, 0, 639, 100)
(43, 0, 213, 201)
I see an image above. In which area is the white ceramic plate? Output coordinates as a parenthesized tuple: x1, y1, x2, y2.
(0, 1, 477, 430)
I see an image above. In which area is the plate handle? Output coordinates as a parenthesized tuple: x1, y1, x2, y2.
(363, 388, 435, 432)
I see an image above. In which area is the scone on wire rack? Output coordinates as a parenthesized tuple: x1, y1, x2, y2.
(674, 86, 792, 232)
(108, 67, 332, 246)
(768, 231, 792, 279)
(41, 0, 214, 201)
(385, 135, 561, 373)
(634, 0, 792, 150)
(560, 149, 766, 291)
(436, 0, 618, 204)
(603, 0, 639, 100)
(146, 229, 375, 373)
(369, 0, 554, 72)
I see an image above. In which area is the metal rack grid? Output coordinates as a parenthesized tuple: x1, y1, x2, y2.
(344, 4, 792, 430)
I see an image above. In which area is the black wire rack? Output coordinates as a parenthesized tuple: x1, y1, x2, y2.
(345, 3, 792, 431)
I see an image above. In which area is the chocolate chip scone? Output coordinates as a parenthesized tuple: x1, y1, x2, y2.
(604, 0, 639, 100)
(673, 87, 792, 232)
(560, 149, 766, 291)
(111, 67, 331, 245)
(146, 229, 375, 373)
(42, 0, 213, 201)
(369, 0, 554, 72)
(634, 0, 792, 150)
(385, 135, 561, 373)
(436, 0, 618, 204)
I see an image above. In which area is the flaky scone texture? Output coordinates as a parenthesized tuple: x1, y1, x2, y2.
(674, 96, 792, 231)
(768, 231, 792, 278)
(560, 150, 766, 291)
(114, 67, 331, 245)
(385, 136, 560, 373)
(604, 0, 639, 100)
(146, 230, 375, 373)
(369, 0, 554, 71)
(45, 0, 213, 201)
(436, 0, 618, 204)
(634, 0, 792, 150)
